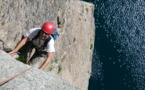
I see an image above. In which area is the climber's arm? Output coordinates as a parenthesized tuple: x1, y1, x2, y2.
(9, 37, 29, 56)
(39, 52, 53, 70)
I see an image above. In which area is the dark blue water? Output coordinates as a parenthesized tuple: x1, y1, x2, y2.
(83, 0, 145, 90)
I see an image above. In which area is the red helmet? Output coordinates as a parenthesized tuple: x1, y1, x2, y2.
(41, 22, 55, 34)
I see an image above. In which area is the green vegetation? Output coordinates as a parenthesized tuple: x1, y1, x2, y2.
(58, 65, 62, 73)
(73, 37, 76, 42)
(49, 67, 53, 71)
(16, 55, 25, 63)
(61, 56, 65, 62)
(86, 8, 88, 12)
(55, 59, 59, 64)
(90, 44, 93, 49)
(58, 24, 63, 28)
(57, 16, 63, 28)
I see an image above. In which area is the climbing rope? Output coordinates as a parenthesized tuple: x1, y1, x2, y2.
(0, 67, 33, 86)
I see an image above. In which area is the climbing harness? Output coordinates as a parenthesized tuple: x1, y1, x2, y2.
(0, 67, 33, 86)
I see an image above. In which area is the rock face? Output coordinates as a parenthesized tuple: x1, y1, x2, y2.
(0, 0, 95, 90)
(0, 50, 79, 90)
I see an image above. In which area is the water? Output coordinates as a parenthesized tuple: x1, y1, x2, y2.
(82, 0, 145, 90)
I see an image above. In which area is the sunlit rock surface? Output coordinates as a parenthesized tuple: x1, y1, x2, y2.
(0, 0, 95, 90)
(0, 50, 79, 90)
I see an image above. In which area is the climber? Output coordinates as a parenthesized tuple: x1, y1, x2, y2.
(9, 22, 57, 70)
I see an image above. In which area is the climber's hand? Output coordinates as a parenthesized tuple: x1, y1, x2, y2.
(8, 51, 17, 56)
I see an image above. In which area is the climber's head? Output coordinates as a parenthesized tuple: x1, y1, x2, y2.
(41, 22, 55, 34)
(39, 22, 55, 40)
